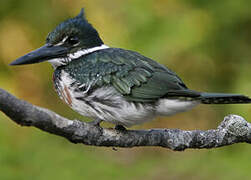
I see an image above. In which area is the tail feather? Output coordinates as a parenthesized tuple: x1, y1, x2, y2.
(200, 92, 251, 104)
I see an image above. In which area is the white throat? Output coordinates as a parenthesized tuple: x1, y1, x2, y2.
(48, 44, 109, 68)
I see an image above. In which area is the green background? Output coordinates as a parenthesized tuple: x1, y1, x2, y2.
(1, 0, 251, 179)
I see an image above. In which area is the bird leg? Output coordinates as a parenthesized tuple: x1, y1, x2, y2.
(115, 124, 127, 131)
(88, 118, 102, 126)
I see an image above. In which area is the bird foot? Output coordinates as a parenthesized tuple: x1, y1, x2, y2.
(88, 119, 102, 127)
(115, 125, 127, 131)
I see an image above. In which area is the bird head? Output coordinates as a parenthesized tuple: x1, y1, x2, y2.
(10, 8, 105, 67)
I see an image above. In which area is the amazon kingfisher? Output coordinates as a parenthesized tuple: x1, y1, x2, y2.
(10, 8, 251, 128)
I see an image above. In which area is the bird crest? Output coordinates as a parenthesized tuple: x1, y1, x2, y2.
(76, 8, 85, 19)
(46, 7, 103, 48)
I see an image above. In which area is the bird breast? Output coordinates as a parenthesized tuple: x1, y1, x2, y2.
(53, 70, 156, 126)
(53, 70, 199, 127)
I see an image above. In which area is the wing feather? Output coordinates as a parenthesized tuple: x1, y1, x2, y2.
(60, 48, 194, 102)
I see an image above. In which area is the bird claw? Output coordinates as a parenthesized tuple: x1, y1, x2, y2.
(88, 119, 102, 127)
(115, 125, 127, 131)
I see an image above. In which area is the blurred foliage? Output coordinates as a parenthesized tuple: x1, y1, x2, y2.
(1, 0, 251, 179)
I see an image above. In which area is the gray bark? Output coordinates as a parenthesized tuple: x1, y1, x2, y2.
(0, 88, 251, 151)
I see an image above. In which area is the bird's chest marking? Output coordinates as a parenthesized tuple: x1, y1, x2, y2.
(61, 85, 73, 106)
(54, 70, 79, 107)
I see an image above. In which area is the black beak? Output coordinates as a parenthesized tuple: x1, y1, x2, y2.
(10, 44, 69, 65)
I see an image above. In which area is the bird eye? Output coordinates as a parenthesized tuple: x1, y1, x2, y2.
(67, 36, 79, 45)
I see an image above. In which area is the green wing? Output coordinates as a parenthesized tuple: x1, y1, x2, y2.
(63, 48, 198, 102)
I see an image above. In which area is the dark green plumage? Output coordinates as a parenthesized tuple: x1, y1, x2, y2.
(47, 9, 103, 51)
(56, 48, 200, 102)
(10, 8, 251, 127)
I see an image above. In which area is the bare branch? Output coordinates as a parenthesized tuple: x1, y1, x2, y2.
(0, 88, 251, 151)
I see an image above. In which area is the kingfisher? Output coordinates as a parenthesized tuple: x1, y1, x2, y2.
(10, 8, 251, 128)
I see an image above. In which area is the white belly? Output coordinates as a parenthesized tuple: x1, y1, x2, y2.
(71, 87, 156, 127)
(56, 70, 199, 127)
(156, 99, 199, 116)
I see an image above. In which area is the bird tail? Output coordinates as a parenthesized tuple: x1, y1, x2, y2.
(200, 92, 251, 104)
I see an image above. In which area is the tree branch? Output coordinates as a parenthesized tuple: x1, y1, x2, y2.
(0, 88, 251, 151)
